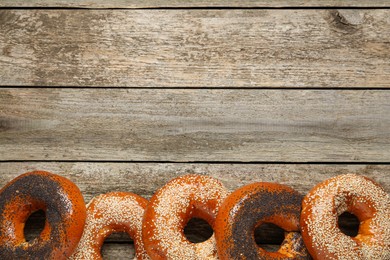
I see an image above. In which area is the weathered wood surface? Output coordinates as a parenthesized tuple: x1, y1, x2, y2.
(101, 243, 135, 259)
(24, 210, 216, 244)
(1, 163, 388, 201)
(24, 206, 288, 246)
(1, 4, 389, 258)
(1, 0, 390, 8)
(1, 9, 390, 88)
(4, 162, 387, 249)
(1, 89, 389, 162)
(100, 244, 280, 259)
(8, 161, 387, 249)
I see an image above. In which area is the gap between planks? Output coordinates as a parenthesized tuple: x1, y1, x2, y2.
(2, 160, 390, 164)
(1, 0, 390, 8)
(2, 86, 390, 90)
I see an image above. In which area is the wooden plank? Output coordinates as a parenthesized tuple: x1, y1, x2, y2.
(100, 243, 280, 259)
(1, 9, 390, 88)
(1, 163, 388, 201)
(101, 243, 135, 259)
(23, 209, 360, 245)
(3, 162, 388, 248)
(24, 206, 288, 246)
(1, 0, 389, 8)
(1, 89, 389, 162)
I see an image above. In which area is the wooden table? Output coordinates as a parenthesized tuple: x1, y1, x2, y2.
(1, 1, 389, 258)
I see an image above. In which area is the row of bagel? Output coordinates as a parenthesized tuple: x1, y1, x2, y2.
(0, 171, 389, 259)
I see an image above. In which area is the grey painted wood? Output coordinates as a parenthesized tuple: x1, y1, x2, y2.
(1, 9, 390, 88)
(1, 89, 389, 162)
(1, 0, 389, 8)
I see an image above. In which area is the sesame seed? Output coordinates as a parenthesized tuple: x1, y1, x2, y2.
(301, 174, 390, 259)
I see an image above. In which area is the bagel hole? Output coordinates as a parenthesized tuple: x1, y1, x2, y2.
(24, 209, 46, 242)
(338, 212, 360, 237)
(184, 218, 213, 243)
(101, 232, 135, 259)
(254, 223, 285, 252)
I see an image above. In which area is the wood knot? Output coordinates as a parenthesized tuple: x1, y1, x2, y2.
(326, 10, 364, 34)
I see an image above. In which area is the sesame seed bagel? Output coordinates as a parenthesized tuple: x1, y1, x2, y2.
(0, 171, 86, 260)
(71, 192, 149, 260)
(142, 174, 228, 259)
(300, 174, 390, 259)
(215, 182, 310, 260)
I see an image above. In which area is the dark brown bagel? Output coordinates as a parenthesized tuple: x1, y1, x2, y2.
(215, 182, 310, 260)
(0, 171, 86, 260)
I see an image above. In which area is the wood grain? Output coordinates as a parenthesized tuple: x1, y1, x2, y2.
(24, 204, 288, 246)
(99, 243, 281, 259)
(1, 0, 389, 8)
(2, 3, 389, 258)
(4, 162, 388, 249)
(1, 9, 390, 88)
(100, 243, 280, 259)
(101, 243, 135, 259)
(1, 163, 388, 201)
(1, 89, 389, 162)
